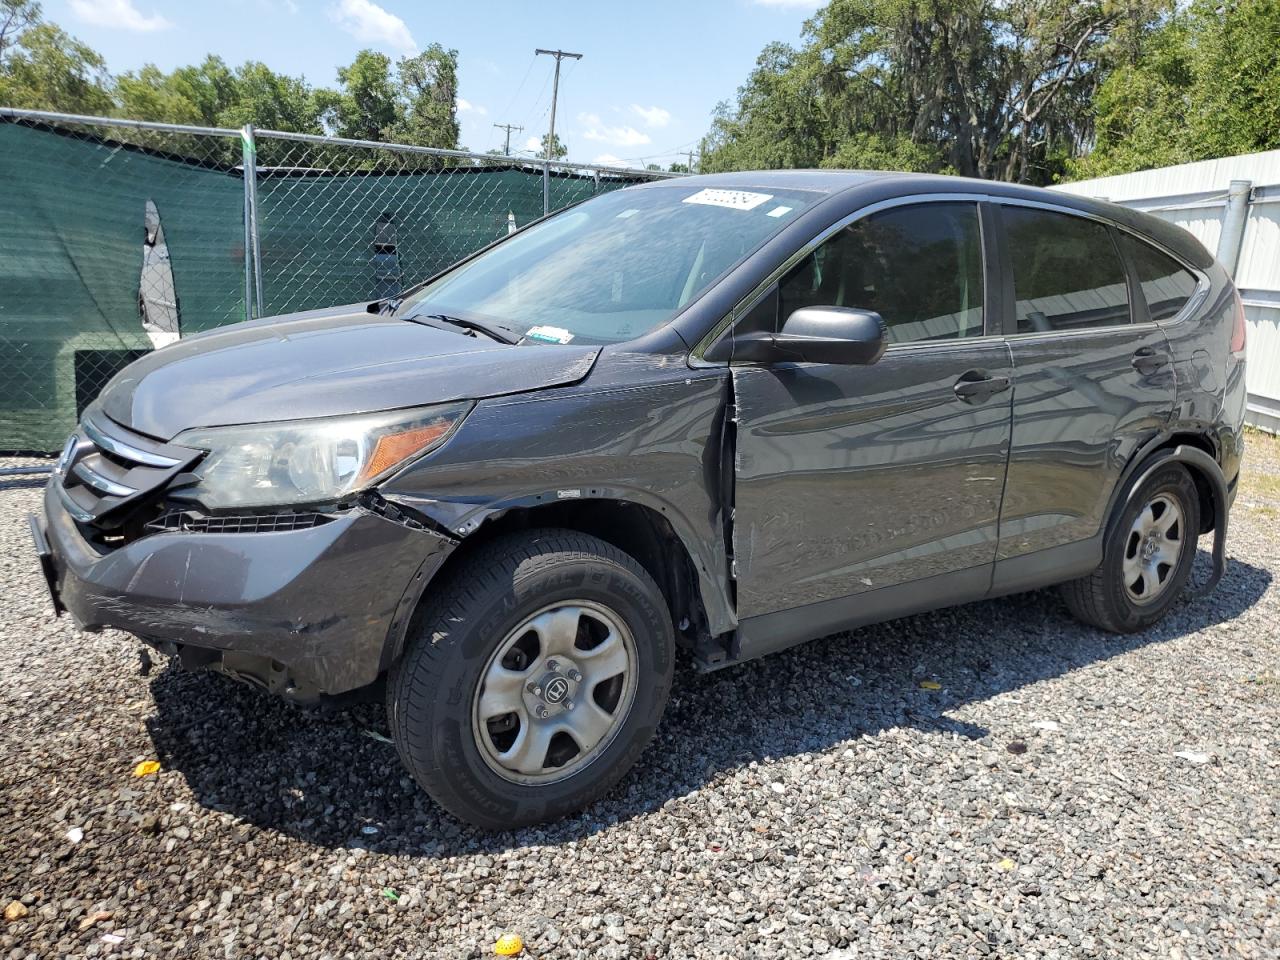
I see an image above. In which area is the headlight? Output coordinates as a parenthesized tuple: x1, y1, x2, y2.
(173, 402, 471, 509)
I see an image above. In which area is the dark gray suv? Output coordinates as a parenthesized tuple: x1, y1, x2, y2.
(32, 171, 1245, 828)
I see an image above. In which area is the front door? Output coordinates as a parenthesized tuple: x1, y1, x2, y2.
(730, 201, 1014, 623)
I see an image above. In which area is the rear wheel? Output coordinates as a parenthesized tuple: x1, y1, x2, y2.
(1061, 462, 1200, 633)
(387, 529, 675, 829)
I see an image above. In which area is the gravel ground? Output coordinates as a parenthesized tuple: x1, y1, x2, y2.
(1, 445, 1277, 960)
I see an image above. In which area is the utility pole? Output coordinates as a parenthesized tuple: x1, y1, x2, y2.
(535, 47, 582, 214)
(686, 149, 697, 174)
(493, 122, 523, 156)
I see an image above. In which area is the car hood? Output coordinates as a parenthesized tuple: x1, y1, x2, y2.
(99, 304, 601, 440)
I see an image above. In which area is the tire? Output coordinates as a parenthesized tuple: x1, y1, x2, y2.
(387, 528, 675, 829)
(1061, 462, 1200, 633)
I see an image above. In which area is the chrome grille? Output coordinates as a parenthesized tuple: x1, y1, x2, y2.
(58, 409, 201, 529)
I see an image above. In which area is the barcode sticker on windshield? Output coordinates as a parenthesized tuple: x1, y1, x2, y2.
(682, 188, 773, 211)
(526, 325, 574, 344)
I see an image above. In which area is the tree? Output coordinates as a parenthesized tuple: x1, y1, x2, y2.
(0, 0, 112, 114)
(331, 49, 398, 141)
(536, 132, 567, 160)
(327, 45, 460, 149)
(0, 0, 39, 63)
(701, 0, 1166, 184)
(1075, 0, 1280, 177)
(389, 44, 459, 148)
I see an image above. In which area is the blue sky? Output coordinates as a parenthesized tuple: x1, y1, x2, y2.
(47, 0, 823, 168)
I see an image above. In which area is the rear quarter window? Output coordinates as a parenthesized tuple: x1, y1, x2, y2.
(1117, 232, 1201, 321)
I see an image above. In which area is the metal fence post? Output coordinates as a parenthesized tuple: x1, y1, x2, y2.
(1217, 179, 1252, 279)
(240, 139, 253, 323)
(543, 160, 551, 217)
(240, 124, 264, 317)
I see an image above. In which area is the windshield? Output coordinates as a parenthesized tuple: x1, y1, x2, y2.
(400, 184, 820, 345)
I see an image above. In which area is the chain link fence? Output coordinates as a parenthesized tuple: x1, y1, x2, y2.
(0, 107, 678, 459)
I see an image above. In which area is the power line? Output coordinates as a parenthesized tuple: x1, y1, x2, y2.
(492, 123, 523, 155)
(495, 54, 537, 122)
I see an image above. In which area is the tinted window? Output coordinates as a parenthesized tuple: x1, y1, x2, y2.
(1118, 233, 1200, 321)
(1004, 207, 1130, 333)
(779, 202, 984, 344)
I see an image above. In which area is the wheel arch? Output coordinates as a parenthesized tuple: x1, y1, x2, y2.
(385, 496, 727, 670)
(1103, 429, 1229, 597)
(1112, 430, 1220, 536)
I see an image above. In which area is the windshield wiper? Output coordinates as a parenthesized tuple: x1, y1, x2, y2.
(404, 312, 521, 345)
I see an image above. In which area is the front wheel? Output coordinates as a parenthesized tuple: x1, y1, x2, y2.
(387, 529, 675, 829)
(1061, 462, 1200, 633)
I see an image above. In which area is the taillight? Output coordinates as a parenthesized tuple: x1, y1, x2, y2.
(1230, 288, 1247, 356)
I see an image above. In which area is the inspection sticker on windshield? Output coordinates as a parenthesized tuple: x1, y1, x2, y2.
(525, 325, 574, 344)
(767, 205, 793, 218)
(682, 188, 773, 211)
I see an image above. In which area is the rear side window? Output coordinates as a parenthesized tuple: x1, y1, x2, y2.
(1117, 233, 1200, 321)
(779, 201, 984, 344)
(1003, 207, 1131, 333)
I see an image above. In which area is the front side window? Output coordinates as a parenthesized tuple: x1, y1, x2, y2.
(1117, 232, 1200, 321)
(779, 201, 985, 344)
(399, 185, 820, 345)
(1004, 206, 1131, 333)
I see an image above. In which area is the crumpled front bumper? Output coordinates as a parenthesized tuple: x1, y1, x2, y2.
(34, 480, 455, 696)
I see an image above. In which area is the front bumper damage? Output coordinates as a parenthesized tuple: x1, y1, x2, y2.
(34, 480, 455, 699)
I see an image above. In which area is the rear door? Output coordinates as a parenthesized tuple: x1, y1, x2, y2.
(992, 203, 1177, 578)
(730, 199, 1014, 620)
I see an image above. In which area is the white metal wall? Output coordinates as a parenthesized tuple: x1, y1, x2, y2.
(1052, 150, 1280, 431)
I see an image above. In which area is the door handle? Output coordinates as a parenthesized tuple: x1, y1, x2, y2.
(953, 372, 1011, 403)
(1131, 347, 1169, 374)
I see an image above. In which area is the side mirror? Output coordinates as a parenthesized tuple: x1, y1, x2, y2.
(730, 306, 887, 365)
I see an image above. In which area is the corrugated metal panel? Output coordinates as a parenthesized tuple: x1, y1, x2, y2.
(1052, 150, 1280, 203)
(1245, 304, 1280, 411)
(1238, 203, 1280, 292)
(1052, 150, 1280, 428)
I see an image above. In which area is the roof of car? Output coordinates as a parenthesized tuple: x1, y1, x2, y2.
(641, 169, 897, 194)
(641, 169, 1215, 268)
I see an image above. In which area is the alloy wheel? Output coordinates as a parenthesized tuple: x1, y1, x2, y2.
(1122, 493, 1185, 605)
(471, 601, 638, 784)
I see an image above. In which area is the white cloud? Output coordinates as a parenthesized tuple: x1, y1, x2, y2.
(69, 0, 171, 32)
(630, 104, 671, 129)
(592, 153, 628, 167)
(578, 112, 651, 148)
(522, 136, 543, 153)
(329, 0, 416, 53)
(456, 98, 488, 116)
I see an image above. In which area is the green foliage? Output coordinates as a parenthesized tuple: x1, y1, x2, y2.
(326, 45, 460, 149)
(388, 45, 460, 148)
(536, 132, 567, 160)
(0, 0, 111, 114)
(331, 50, 398, 141)
(115, 55, 327, 134)
(1076, 0, 1280, 177)
(2, 2, 460, 153)
(703, 0, 1169, 184)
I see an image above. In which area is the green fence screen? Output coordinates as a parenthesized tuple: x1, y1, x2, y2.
(0, 118, 648, 452)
